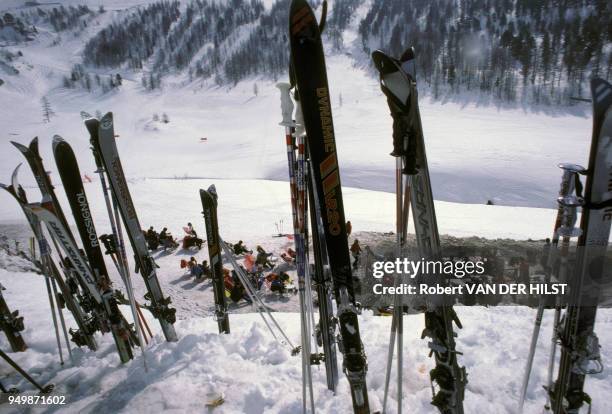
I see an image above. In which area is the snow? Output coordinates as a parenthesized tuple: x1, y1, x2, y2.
(0, 1, 610, 413)
(2, 266, 612, 414)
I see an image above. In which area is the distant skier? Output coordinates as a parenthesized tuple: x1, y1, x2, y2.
(346, 220, 352, 237)
(350, 239, 362, 269)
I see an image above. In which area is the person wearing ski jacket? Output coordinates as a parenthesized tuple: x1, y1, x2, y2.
(346, 220, 352, 236)
(145, 226, 159, 250)
(255, 245, 273, 269)
(233, 240, 251, 255)
(201, 260, 211, 279)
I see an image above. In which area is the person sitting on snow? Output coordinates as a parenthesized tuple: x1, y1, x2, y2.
(145, 226, 159, 250)
(255, 245, 274, 269)
(201, 260, 211, 279)
(233, 240, 251, 255)
(159, 227, 178, 250)
(186, 222, 197, 238)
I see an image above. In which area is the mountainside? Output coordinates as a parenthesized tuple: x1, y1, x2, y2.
(0, 0, 600, 210)
(1, 0, 610, 104)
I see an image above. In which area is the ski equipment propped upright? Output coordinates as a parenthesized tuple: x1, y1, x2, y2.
(290, 1, 369, 412)
(1, 166, 98, 352)
(53, 136, 136, 363)
(0, 283, 27, 352)
(373, 48, 467, 414)
(549, 78, 612, 414)
(200, 185, 230, 334)
(90, 112, 178, 342)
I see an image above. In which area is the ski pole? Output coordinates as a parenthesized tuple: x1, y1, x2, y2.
(518, 164, 583, 413)
(43, 274, 64, 366)
(0, 349, 53, 393)
(50, 277, 73, 364)
(94, 152, 148, 369)
(278, 81, 315, 412)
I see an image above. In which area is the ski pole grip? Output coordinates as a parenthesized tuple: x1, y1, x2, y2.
(294, 102, 306, 139)
(276, 82, 294, 127)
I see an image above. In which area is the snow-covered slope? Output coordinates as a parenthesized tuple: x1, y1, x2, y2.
(0, 1, 594, 209)
(1, 264, 612, 414)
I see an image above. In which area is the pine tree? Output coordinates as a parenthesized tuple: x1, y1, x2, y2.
(41, 96, 54, 123)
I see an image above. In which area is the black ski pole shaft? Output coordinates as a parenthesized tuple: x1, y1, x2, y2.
(0, 349, 50, 393)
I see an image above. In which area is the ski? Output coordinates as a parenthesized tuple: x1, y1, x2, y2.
(550, 78, 612, 414)
(307, 150, 340, 391)
(53, 136, 136, 363)
(373, 48, 467, 414)
(84, 116, 150, 363)
(289, 1, 370, 411)
(200, 185, 230, 334)
(1, 165, 98, 351)
(25, 202, 138, 362)
(0, 283, 27, 352)
(518, 163, 584, 413)
(90, 112, 177, 342)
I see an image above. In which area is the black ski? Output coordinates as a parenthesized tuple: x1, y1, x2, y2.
(550, 78, 612, 414)
(53, 136, 136, 363)
(307, 163, 339, 391)
(1, 165, 98, 351)
(88, 113, 178, 342)
(200, 185, 230, 334)
(373, 48, 466, 414)
(289, 1, 369, 411)
(0, 283, 27, 352)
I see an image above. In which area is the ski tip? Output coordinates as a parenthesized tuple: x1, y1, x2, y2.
(99, 112, 114, 130)
(29, 136, 39, 151)
(52, 135, 66, 147)
(371, 50, 396, 75)
(400, 47, 416, 63)
(84, 117, 100, 137)
(10, 140, 28, 152)
(289, 0, 316, 37)
(591, 78, 612, 109)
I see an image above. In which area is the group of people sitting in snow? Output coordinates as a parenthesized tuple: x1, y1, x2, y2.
(144, 223, 204, 251)
(180, 240, 297, 303)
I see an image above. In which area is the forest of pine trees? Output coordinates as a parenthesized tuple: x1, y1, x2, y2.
(5, 0, 608, 105)
(358, 0, 610, 104)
